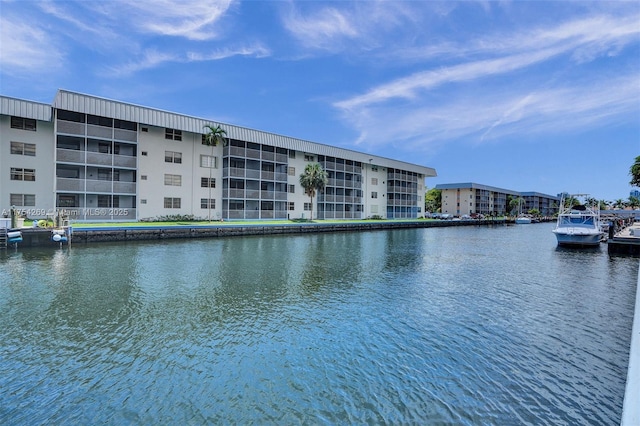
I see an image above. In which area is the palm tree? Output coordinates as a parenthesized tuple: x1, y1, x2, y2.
(598, 200, 609, 210)
(508, 196, 525, 216)
(614, 199, 626, 209)
(630, 155, 640, 187)
(203, 124, 227, 222)
(299, 163, 328, 221)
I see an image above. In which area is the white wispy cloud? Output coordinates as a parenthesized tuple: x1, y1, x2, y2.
(283, 6, 359, 50)
(187, 44, 271, 61)
(110, 43, 271, 76)
(344, 72, 639, 153)
(333, 11, 640, 151)
(121, 0, 235, 41)
(281, 1, 417, 52)
(0, 17, 64, 73)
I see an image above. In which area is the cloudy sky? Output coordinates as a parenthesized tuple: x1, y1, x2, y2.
(1, 0, 639, 202)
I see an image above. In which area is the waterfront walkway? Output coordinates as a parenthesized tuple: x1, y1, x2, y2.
(622, 261, 640, 425)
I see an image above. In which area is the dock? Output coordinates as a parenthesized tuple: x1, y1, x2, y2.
(608, 222, 640, 256)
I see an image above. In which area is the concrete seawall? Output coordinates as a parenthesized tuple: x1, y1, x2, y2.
(622, 262, 640, 426)
(18, 219, 506, 246)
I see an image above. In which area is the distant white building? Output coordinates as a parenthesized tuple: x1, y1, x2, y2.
(1, 90, 437, 222)
(435, 182, 559, 216)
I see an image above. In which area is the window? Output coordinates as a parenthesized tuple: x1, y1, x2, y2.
(88, 115, 112, 127)
(141, 175, 147, 180)
(164, 197, 181, 208)
(200, 155, 217, 168)
(288, 202, 295, 210)
(304, 154, 314, 162)
(141, 151, 148, 156)
(201, 199, 215, 209)
(164, 174, 182, 186)
(58, 195, 78, 207)
(371, 192, 378, 199)
(10, 116, 36, 131)
(371, 166, 378, 172)
(114, 119, 136, 131)
(165, 128, 182, 141)
(141, 127, 149, 132)
(57, 110, 85, 123)
(11, 141, 36, 156)
(370, 205, 379, 214)
(98, 169, 118, 181)
(141, 199, 147, 204)
(371, 177, 378, 185)
(10, 168, 35, 181)
(98, 142, 111, 154)
(288, 167, 295, 176)
(201, 177, 216, 188)
(304, 203, 312, 211)
(98, 195, 115, 208)
(10, 194, 35, 206)
(165, 151, 182, 163)
(288, 150, 296, 159)
(288, 184, 295, 193)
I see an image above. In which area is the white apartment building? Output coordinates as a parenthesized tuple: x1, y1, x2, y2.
(1, 90, 437, 222)
(436, 183, 559, 217)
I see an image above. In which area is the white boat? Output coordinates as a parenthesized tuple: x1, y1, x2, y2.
(552, 194, 602, 247)
(515, 198, 532, 224)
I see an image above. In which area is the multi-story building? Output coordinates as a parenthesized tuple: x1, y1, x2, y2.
(436, 183, 559, 216)
(1, 90, 437, 222)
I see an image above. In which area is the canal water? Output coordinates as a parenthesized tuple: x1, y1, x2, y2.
(0, 224, 637, 425)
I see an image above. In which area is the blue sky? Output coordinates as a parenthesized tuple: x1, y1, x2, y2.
(1, 0, 639, 202)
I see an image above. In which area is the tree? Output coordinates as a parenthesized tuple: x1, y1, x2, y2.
(299, 163, 328, 221)
(508, 196, 525, 216)
(629, 196, 640, 209)
(203, 124, 227, 222)
(614, 199, 626, 209)
(630, 156, 640, 187)
(424, 188, 441, 214)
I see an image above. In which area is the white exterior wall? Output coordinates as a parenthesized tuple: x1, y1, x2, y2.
(364, 164, 388, 218)
(0, 115, 55, 219)
(287, 152, 312, 219)
(137, 125, 224, 220)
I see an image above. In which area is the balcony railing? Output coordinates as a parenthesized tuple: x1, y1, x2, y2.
(57, 177, 84, 191)
(113, 181, 136, 194)
(114, 154, 136, 168)
(57, 148, 84, 163)
(86, 151, 112, 166)
(57, 148, 136, 168)
(56, 178, 136, 194)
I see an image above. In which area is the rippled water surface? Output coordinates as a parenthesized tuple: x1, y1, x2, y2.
(1, 224, 637, 425)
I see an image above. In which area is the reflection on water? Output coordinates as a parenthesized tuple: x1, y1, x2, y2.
(0, 225, 637, 424)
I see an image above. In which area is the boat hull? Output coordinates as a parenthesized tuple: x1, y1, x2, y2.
(515, 218, 532, 224)
(553, 231, 602, 247)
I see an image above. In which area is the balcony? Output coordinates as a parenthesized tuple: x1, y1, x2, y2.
(227, 189, 246, 198)
(57, 177, 84, 191)
(86, 151, 112, 166)
(114, 154, 136, 168)
(57, 148, 137, 168)
(56, 178, 136, 194)
(57, 120, 84, 135)
(113, 181, 136, 194)
(57, 148, 84, 163)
